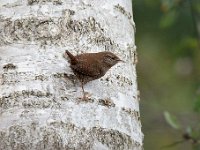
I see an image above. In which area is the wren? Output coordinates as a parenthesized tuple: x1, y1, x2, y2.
(64, 50, 123, 100)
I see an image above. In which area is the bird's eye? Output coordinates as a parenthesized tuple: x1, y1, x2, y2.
(108, 56, 113, 60)
(105, 55, 114, 60)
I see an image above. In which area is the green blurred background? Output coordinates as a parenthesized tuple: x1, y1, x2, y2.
(133, 0, 200, 149)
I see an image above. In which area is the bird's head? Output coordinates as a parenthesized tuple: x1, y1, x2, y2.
(102, 52, 124, 68)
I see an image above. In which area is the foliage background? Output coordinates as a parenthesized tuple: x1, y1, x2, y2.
(133, 0, 200, 149)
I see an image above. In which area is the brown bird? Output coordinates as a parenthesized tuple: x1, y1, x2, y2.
(64, 50, 123, 100)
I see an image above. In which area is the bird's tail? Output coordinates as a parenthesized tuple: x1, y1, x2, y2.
(65, 50, 77, 64)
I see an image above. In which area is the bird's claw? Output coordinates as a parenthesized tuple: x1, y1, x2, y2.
(77, 92, 91, 102)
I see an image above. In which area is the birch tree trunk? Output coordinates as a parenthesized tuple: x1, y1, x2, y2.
(0, 0, 143, 149)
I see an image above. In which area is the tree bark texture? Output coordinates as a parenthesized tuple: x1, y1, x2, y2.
(0, 0, 143, 149)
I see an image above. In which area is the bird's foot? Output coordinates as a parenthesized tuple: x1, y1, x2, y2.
(78, 92, 92, 102)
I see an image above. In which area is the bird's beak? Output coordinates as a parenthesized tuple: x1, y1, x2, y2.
(118, 59, 125, 63)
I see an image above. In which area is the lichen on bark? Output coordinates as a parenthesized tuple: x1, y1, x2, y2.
(0, 9, 117, 51)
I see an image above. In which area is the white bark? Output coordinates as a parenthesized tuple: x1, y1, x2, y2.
(0, 0, 143, 149)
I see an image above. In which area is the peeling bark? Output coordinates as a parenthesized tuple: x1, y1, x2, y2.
(0, 0, 143, 149)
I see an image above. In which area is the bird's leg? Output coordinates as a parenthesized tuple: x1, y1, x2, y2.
(80, 81, 90, 101)
(77, 79, 91, 102)
(81, 82, 86, 99)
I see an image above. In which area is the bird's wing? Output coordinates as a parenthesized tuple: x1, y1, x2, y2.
(71, 60, 101, 77)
